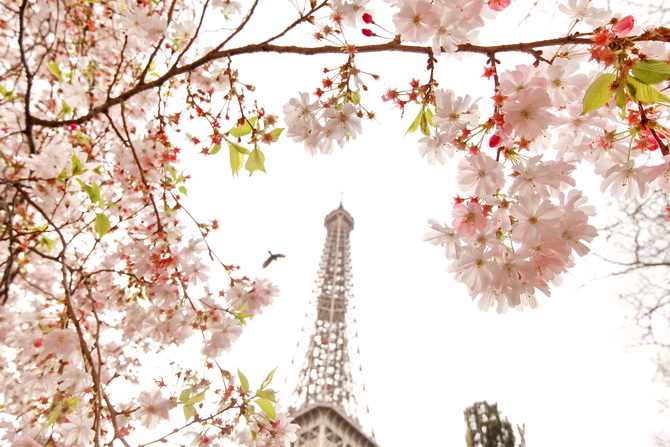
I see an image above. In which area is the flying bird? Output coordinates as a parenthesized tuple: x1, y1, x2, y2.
(262, 251, 285, 268)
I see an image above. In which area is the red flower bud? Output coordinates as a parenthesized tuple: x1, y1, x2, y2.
(489, 134, 501, 147)
(362, 29, 376, 37)
(362, 13, 374, 24)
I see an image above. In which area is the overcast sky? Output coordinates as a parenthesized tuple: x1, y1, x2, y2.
(181, 1, 669, 445)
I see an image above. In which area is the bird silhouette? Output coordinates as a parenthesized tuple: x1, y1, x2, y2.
(262, 251, 285, 268)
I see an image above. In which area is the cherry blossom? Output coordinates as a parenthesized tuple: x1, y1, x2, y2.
(3, 0, 670, 444)
(601, 160, 649, 200)
(136, 390, 177, 429)
(457, 152, 505, 198)
(392, 0, 440, 43)
(60, 415, 95, 447)
(434, 89, 480, 138)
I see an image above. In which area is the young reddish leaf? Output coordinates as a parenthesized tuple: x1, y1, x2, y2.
(581, 73, 616, 115)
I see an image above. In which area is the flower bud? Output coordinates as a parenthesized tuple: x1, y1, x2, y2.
(362, 29, 376, 37)
(613, 15, 634, 36)
(362, 13, 374, 24)
(489, 134, 501, 147)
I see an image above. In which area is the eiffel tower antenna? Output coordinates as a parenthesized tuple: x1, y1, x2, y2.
(291, 203, 379, 447)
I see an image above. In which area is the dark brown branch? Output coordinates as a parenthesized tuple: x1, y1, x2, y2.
(18, 0, 35, 154)
(30, 34, 610, 129)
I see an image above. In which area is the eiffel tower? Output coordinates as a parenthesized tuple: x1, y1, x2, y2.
(291, 203, 379, 447)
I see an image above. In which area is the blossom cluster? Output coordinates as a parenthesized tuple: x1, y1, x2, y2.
(285, 1, 670, 311)
(0, 0, 289, 445)
(2, 0, 670, 446)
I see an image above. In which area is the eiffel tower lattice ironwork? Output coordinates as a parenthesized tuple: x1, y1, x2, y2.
(291, 203, 379, 447)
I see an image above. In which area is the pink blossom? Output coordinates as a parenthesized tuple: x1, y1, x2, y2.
(450, 245, 492, 294)
(392, 0, 440, 43)
(457, 152, 505, 198)
(418, 131, 454, 165)
(42, 329, 79, 362)
(434, 89, 480, 138)
(613, 15, 635, 36)
(600, 160, 648, 200)
(508, 156, 560, 198)
(502, 88, 554, 140)
(488, 0, 511, 12)
(423, 219, 462, 259)
(136, 390, 176, 429)
(452, 202, 488, 237)
(60, 415, 95, 446)
(323, 103, 363, 143)
(11, 436, 42, 447)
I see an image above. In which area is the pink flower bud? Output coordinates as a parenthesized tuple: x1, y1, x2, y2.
(488, 0, 510, 12)
(489, 134, 501, 147)
(613, 15, 634, 36)
(362, 13, 374, 24)
(362, 29, 376, 37)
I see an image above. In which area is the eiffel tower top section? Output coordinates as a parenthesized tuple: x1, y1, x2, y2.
(294, 202, 362, 419)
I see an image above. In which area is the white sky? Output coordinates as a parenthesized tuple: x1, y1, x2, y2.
(180, 1, 669, 446)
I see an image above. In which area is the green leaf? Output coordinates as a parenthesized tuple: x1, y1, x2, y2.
(48, 61, 63, 81)
(632, 59, 670, 85)
(245, 148, 266, 176)
(179, 389, 191, 403)
(40, 236, 55, 253)
(349, 90, 361, 105)
(424, 107, 434, 125)
(420, 112, 430, 136)
(270, 128, 285, 140)
(625, 76, 670, 104)
(77, 180, 101, 204)
(405, 108, 423, 135)
(183, 404, 197, 422)
(94, 213, 110, 237)
(209, 144, 221, 155)
(178, 186, 187, 195)
(230, 116, 257, 138)
(61, 100, 72, 117)
(70, 154, 84, 176)
(615, 83, 627, 110)
(582, 73, 616, 115)
(229, 142, 246, 176)
(260, 368, 277, 390)
(238, 370, 249, 393)
(184, 390, 206, 405)
(0, 85, 14, 99)
(254, 389, 277, 403)
(255, 398, 276, 420)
